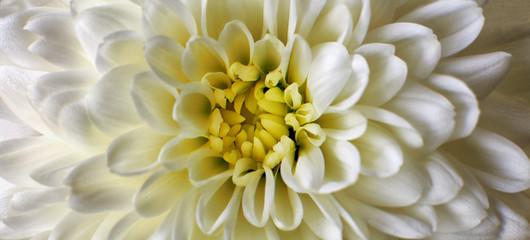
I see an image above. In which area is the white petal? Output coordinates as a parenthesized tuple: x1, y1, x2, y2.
(3, 203, 67, 233)
(354, 105, 423, 149)
(227, 208, 270, 240)
(65, 155, 146, 213)
(345, 199, 432, 239)
(174, 82, 215, 137)
(288, 144, 324, 192)
(424, 74, 479, 140)
(86, 64, 147, 137)
(107, 127, 172, 176)
(50, 211, 123, 240)
(0, 9, 58, 70)
(330, 54, 369, 110)
(196, 179, 242, 235)
(317, 109, 367, 141)
(242, 167, 274, 227)
(355, 43, 407, 106)
(315, 139, 361, 194)
(383, 81, 455, 152)
(434, 184, 489, 233)
(75, 3, 142, 60)
(29, 151, 84, 187)
(203, 0, 265, 40)
(10, 188, 68, 213)
(142, 0, 197, 46)
(419, 152, 464, 205)
(398, 1, 484, 57)
(435, 52, 512, 100)
(95, 30, 145, 73)
(0, 136, 71, 186)
(306, 42, 352, 116)
(365, 22, 441, 80)
(300, 194, 342, 240)
(264, 0, 294, 44)
(444, 128, 530, 193)
(134, 169, 191, 217)
(187, 149, 232, 187)
(107, 212, 165, 240)
(182, 37, 229, 82)
(349, 0, 371, 51)
(306, 3, 353, 46)
(280, 35, 311, 85)
(345, 156, 427, 207)
(368, 0, 395, 30)
(352, 122, 403, 178)
(28, 38, 90, 70)
(145, 35, 191, 88)
(277, 222, 320, 240)
(252, 34, 285, 73)
(0, 66, 52, 136)
(270, 176, 303, 231)
(159, 135, 209, 171)
(219, 21, 254, 65)
(131, 72, 179, 135)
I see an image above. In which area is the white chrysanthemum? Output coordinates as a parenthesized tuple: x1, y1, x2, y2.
(0, 0, 529, 239)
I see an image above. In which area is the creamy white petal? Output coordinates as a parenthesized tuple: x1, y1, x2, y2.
(252, 34, 285, 73)
(95, 30, 145, 73)
(203, 0, 264, 41)
(0, 66, 52, 136)
(107, 126, 172, 176)
(196, 179, 242, 235)
(142, 0, 197, 46)
(86, 64, 147, 137)
(0, 136, 71, 186)
(419, 152, 463, 205)
(270, 174, 303, 231)
(107, 211, 165, 240)
(345, 156, 428, 207)
(9, 188, 68, 213)
(444, 128, 530, 193)
(264, 0, 294, 44)
(65, 155, 146, 213)
(368, 0, 395, 30)
(300, 194, 342, 240)
(398, 1, 484, 57)
(187, 149, 232, 187)
(229, 207, 270, 240)
(75, 3, 142, 60)
(306, 3, 353, 46)
(277, 222, 320, 240)
(242, 167, 274, 227)
(3, 203, 67, 234)
(49, 211, 112, 240)
(131, 72, 179, 135)
(159, 136, 209, 171)
(317, 109, 367, 141)
(306, 42, 352, 115)
(144, 35, 190, 88)
(383, 81, 455, 152)
(174, 82, 215, 137)
(435, 52, 512, 100)
(355, 43, 407, 106)
(352, 122, 403, 178)
(354, 105, 423, 149)
(330, 54, 369, 110)
(182, 37, 229, 82)
(134, 169, 191, 217)
(365, 22, 441, 80)
(424, 74, 479, 140)
(29, 151, 82, 187)
(314, 139, 361, 194)
(280, 35, 311, 85)
(219, 20, 255, 65)
(28, 38, 90, 70)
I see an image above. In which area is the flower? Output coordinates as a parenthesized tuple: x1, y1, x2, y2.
(0, 0, 529, 239)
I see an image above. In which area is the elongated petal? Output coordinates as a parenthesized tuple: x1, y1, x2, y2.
(145, 35, 190, 87)
(383, 81, 455, 152)
(353, 122, 403, 178)
(345, 156, 427, 207)
(187, 149, 232, 187)
(134, 169, 191, 217)
(365, 22, 441, 80)
(159, 136, 209, 171)
(444, 128, 530, 193)
(131, 72, 179, 135)
(280, 35, 311, 85)
(306, 42, 352, 116)
(356, 43, 407, 106)
(107, 127, 172, 176)
(202, 0, 264, 40)
(219, 21, 254, 65)
(435, 52, 512, 100)
(196, 179, 241, 235)
(419, 152, 464, 205)
(330, 54, 369, 110)
(65, 155, 146, 213)
(270, 175, 303, 231)
(107, 212, 165, 240)
(182, 37, 229, 82)
(142, 0, 197, 46)
(174, 82, 215, 137)
(300, 194, 342, 240)
(95, 30, 145, 73)
(424, 74, 479, 140)
(86, 64, 147, 137)
(317, 110, 367, 141)
(306, 3, 353, 46)
(252, 34, 285, 73)
(242, 167, 274, 227)
(398, 1, 484, 57)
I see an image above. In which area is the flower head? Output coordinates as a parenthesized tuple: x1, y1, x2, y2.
(0, 0, 529, 239)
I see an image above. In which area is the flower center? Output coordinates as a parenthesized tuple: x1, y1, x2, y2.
(203, 61, 319, 170)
